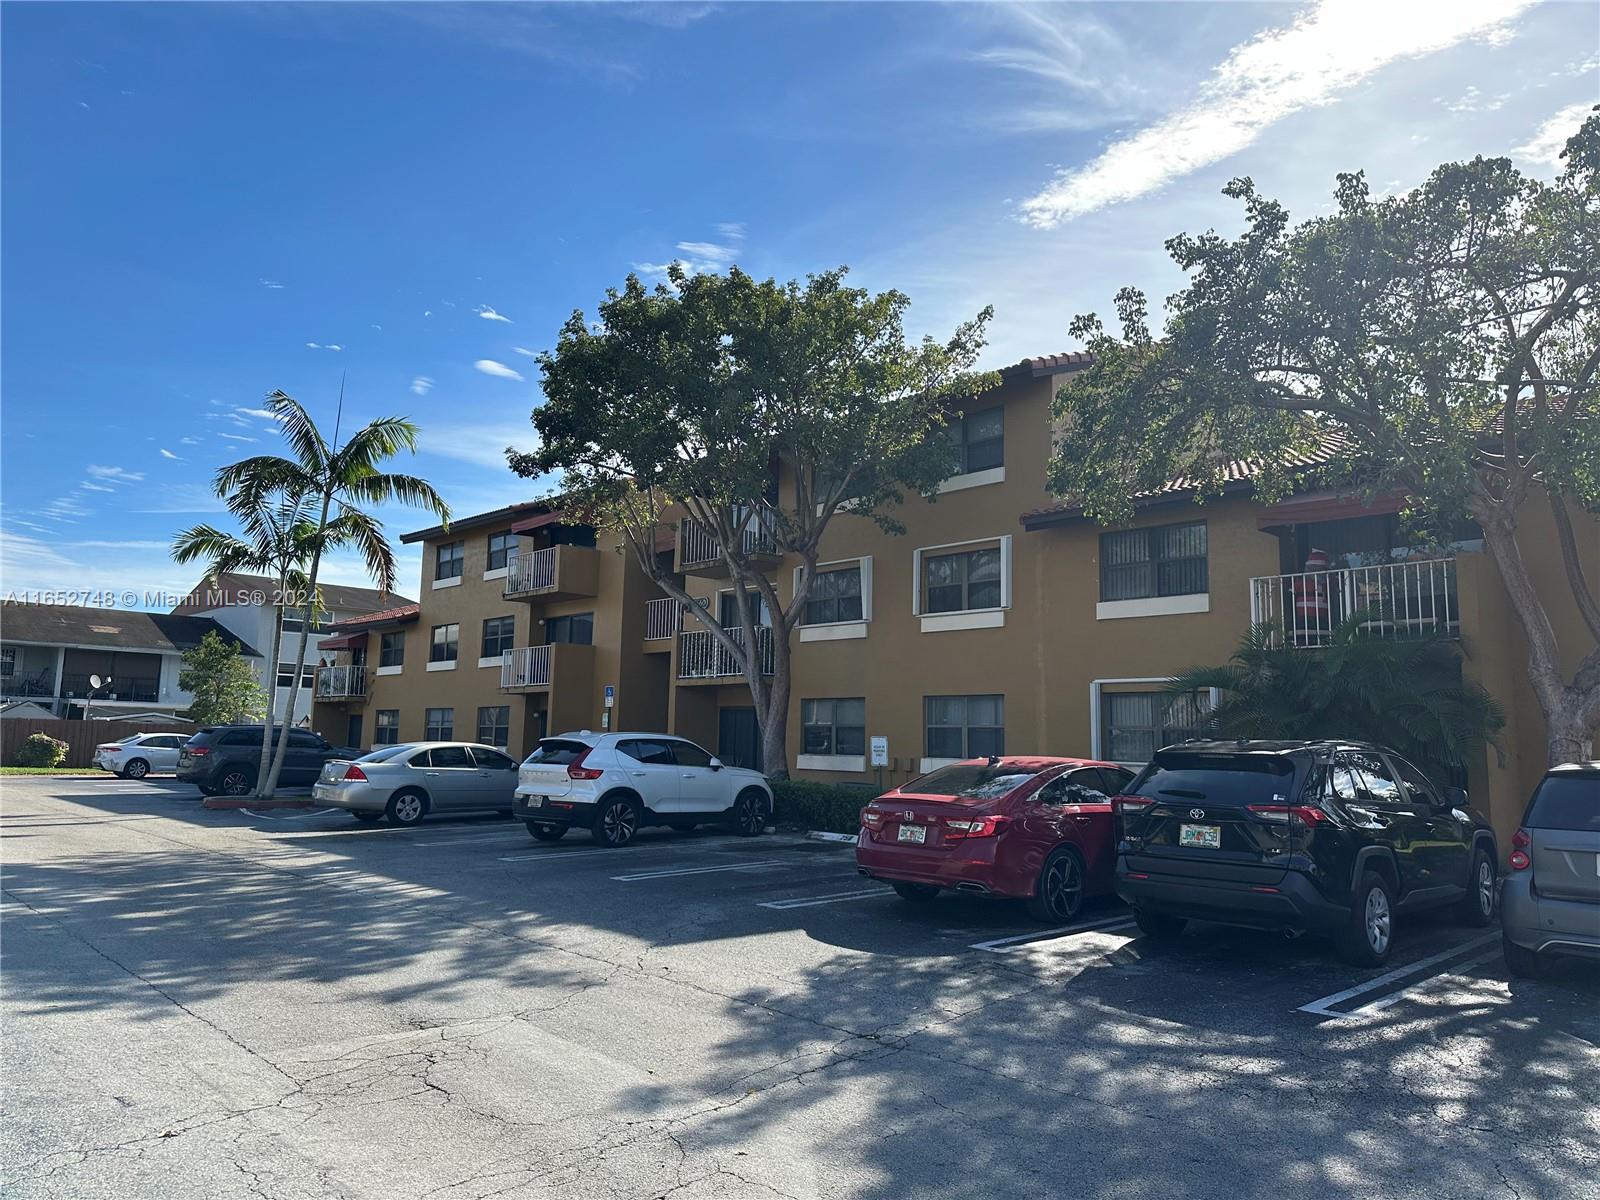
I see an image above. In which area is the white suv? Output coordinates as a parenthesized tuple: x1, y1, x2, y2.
(515, 732, 772, 847)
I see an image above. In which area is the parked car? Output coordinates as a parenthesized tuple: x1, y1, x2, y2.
(312, 742, 521, 826)
(855, 757, 1135, 921)
(176, 725, 359, 797)
(1501, 761, 1600, 978)
(513, 732, 772, 847)
(1113, 740, 1497, 965)
(93, 732, 188, 779)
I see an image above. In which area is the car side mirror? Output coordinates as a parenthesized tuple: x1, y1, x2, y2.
(708, 756, 724, 771)
(1443, 785, 1468, 809)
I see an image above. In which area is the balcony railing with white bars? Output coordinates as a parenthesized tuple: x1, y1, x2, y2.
(1249, 557, 1459, 647)
(679, 515, 777, 567)
(678, 626, 775, 679)
(504, 547, 556, 596)
(315, 664, 367, 699)
(501, 644, 551, 689)
(644, 597, 679, 640)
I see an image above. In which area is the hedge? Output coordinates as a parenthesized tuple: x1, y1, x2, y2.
(15, 732, 69, 768)
(770, 778, 872, 835)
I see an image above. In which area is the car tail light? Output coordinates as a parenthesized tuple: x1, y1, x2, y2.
(1246, 804, 1329, 825)
(342, 764, 367, 782)
(945, 815, 1007, 840)
(861, 808, 884, 830)
(97, 744, 121, 753)
(566, 749, 604, 781)
(1508, 827, 1531, 871)
(1114, 795, 1153, 815)
(188, 747, 210, 757)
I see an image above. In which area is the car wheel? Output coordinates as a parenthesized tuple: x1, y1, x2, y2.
(729, 788, 767, 837)
(1503, 935, 1546, 979)
(1027, 849, 1086, 923)
(1339, 871, 1395, 966)
(197, 783, 219, 797)
(120, 758, 150, 780)
(1134, 908, 1187, 940)
(593, 796, 640, 847)
(385, 790, 428, 827)
(526, 822, 567, 842)
(352, 811, 384, 824)
(891, 881, 940, 904)
(1457, 848, 1496, 927)
(217, 767, 255, 797)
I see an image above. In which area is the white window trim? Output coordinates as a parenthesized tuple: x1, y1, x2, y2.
(375, 664, 403, 677)
(483, 566, 508, 581)
(800, 621, 868, 642)
(1088, 677, 1222, 763)
(936, 466, 1005, 494)
(794, 556, 872, 628)
(1096, 594, 1210, 621)
(426, 659, 457, 672)
(477, 654, 508, 670)
(918, 757, 962, 774)
(920, 609, 1006, 634)
(796, 753, 867, 774)
(431, 575, 462, 590)
(912, 535, 1012, 617)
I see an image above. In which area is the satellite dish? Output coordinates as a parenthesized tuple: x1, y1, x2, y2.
(89, 674, 103, 689)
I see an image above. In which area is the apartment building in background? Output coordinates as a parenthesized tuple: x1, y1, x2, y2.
(309, 352, 1598, 849)
(172, 573, 410, 724)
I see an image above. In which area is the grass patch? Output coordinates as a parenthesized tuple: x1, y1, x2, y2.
(771, 778, 873, 835)
(0, 766, 102, 776)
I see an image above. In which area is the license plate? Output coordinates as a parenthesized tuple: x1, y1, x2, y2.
(897, 824, 926, 844)
(1179, 823, 1221, 849)
(524, 795, 545, 808)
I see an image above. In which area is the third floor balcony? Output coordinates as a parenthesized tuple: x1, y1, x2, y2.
(503, 544, 600, 602)
(675, 513, 779, 579)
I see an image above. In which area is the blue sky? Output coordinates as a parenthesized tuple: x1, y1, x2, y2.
(2, 1, 1595, 606)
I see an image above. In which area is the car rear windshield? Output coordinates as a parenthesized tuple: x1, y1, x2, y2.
(1525, 774, 1600, 832)
(357, 746, 412, 764)
(910, 764, 1041, 800)
(523, 739, 591, 766)
(1130, 753, 1298, 807)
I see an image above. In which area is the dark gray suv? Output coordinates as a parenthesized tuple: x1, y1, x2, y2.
(1501, 762, 1600, 977)
(177, 725, 357, 796)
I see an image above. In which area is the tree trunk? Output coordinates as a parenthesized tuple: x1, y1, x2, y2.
(253, 595, 286, 799)
(263, 492, 332, 797)
(758, 636, 792, 780)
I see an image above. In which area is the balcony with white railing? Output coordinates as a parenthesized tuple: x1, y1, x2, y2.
(644, 597, 679, 645)
(503, 544, 600, 601)
(501, 644, 551, 690)
(677, 625, 775, 681)
(314, 664, 368, 701)
(1249, 557, 1459, 647)
(676, 513, 779, 578)
(500, 642, 595, 696)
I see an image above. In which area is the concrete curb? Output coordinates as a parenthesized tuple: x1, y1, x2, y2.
(805, 830, 860, 845)
(202, 797, 315, 811)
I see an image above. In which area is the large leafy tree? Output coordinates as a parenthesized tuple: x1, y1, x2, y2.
(513, 266, 995, 777)
(216, 391, 448, 796)
(1054, 111, 1600, 766)
(179, 630, 267, 726)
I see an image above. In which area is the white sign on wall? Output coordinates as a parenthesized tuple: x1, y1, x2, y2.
(870, 736, 888, 767)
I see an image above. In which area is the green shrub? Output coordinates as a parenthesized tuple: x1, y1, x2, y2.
(770, 778, 874, 834)
(15, 732, 69, 768)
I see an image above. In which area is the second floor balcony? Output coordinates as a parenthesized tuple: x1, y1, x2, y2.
(314, 664, 368, 701)
(676, 514, 779, 579)
(1250, 556, 1459, 648)
(500, 641, 595, 694)
(643, 597, 679, 648)
(677, 625, 775, 681)
(504, 544, 600, 602)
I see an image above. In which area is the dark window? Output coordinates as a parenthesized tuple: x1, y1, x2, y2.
(486, 531, 514, 572)
(430, 624, 459, 663)
(619, 738, 676, 766)
(947, 408, 1004, 474)
(481, 616, 516, 659)
(374, 710, 400, 745)
(471, 747, 517, 770)
(1064, 768, 1112, 802)
(545, 613, 593, 645)
(717, 590, 771, 628)
(922, 546, 1001, 614)
(358, 743, 409, 763)
(803, 565, 863, 626)
(924, 695, 1004, 760)
(523, 738, 591, 766)
(424, 708, 453, 740)
(427, 745, 473, 768)
(801, 698, 866, 756)
(288, 729, 323, 748)
(1391, 755, 1442, 807)
(475, 705, 510, 748)
(1096, 767, 1136, 795)
(1099, 522, 1208, 602)
(1102, 691, 1208, 764)
(435, 541, 464, 580)
(1, 647, 15, 676)
(670, 741, 715, 768)
(1347, 750, 1404, 806)
(1127, 753, 1296, 806)
(379, 632, 405, 668)
(1525, 773, 1600, 832)
(913, 762, 1036, 800)
(1327, 756, 1365, 803)
(276, 661, 317, 690)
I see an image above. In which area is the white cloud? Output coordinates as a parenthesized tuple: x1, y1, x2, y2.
(713, 221, 746, 240)
(0, 531, 194, 601)
(159, 448, 182, 461)
(476, 306, 513, 322)
(218, 432, 256, 442)
(179, 435, 201, 445)
(85, 464, 145, 484)
(473, 359, 525, 382)
(260, 278, 284, 289)
(305, 342, 343, 351)
(419, 419, 538, 470)
(411, 376, 435, 396)
(634, 226, 750, 281)
(235, 407, 280, 420)
(79, 481, 114, 493)
(511, 346, 539, 358)
(1513, 100, 1594, 168)
(1019, 0, 1537, 227)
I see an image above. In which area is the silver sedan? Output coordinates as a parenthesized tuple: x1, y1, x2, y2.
(313, 742, 522, 826)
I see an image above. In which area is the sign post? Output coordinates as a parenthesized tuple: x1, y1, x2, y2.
(870, 735, 888, 792)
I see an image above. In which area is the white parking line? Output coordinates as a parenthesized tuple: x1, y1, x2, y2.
(612, 859, 789, 882)
(1352, 950, 1503, 1016)
(759, 887, 892, 910)
(1296, 931, 1501, 1017)
(970, 914, 1136, 953)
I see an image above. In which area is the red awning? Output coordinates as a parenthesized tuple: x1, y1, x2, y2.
(509, 511, 565, 535)
(316, 630, 369, 651)
(1256, 489, 1406, 529)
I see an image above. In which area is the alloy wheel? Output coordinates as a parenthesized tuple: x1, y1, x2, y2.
(1476, 859, 1495, 918)
(126, 760, 148, 779)
(601, 801, 637, 845)
(1365, 887, 1392, 955)
(220, 770, 252, 797)
(1040, 854, 1084, 921)
(736, 794, 764, 835)
(393, 794, 424, 824)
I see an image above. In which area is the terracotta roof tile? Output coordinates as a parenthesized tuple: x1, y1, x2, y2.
(322, 603, 421, 632)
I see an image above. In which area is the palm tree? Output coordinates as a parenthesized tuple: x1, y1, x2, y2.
(215, 389, 449, 798)
(172, 492, 319, 797)
(1166, 614, 1505, 780)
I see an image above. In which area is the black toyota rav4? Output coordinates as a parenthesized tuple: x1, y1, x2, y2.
(1114, 740, 1498, 965)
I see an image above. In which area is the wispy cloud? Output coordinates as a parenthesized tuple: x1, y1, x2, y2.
(159, 448, 182, 461)
(179, 435, 201, 445)
(411, 376, 435, 396)
(86, 464, 145, 484)
(305, 341, 343, 351)
(419, 419, 538, 470)
(79, 482, 114, 493)
(511, 346, 539, 358)
(1513, 100, 1594, 168)
(967, 5, 1148, 134)
(259, 278, 285, 289)
(634, 225, 746, 281)
(713, 221, 745, 240)
(235, 407, 280, 420)
(473, 359, 525, 382)
(1019, 0, 1536, 227)
(218, 433, 257, 442)
(476, 306, 513, 323)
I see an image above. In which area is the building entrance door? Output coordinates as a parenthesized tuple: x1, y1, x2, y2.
(717, 707, 762, 771)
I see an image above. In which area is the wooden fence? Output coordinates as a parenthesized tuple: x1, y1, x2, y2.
(1, 718, 195, 768)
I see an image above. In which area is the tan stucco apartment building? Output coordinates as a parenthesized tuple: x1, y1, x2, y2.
(311, 354, 1597, 849)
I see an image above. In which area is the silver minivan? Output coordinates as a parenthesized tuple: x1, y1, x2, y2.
(1501, 762, 1600, 977)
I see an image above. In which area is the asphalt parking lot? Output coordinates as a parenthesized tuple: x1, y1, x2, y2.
(5, 776, 1598, 1199)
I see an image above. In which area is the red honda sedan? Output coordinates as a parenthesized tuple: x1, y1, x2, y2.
(855, 756, 1135, 921)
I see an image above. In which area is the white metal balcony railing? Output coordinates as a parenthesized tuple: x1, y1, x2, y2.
(315, 664, 367, 699)
(644, 597, 680, 640)
(501, 644, 551, 689)
(679, 515, 776, 567)
(1249, 557, 1459, 647)
(504, 547, 556, 595)
(678, 626, 775, 679)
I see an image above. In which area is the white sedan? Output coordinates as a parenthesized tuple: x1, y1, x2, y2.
(94, 733, 189, 779)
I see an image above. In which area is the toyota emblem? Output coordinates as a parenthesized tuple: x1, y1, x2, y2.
(1189, 808, 1206, 819)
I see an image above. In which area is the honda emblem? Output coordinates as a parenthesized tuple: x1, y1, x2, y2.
(902, 811, 916, 822)
(1189, 808, 1206, 820)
